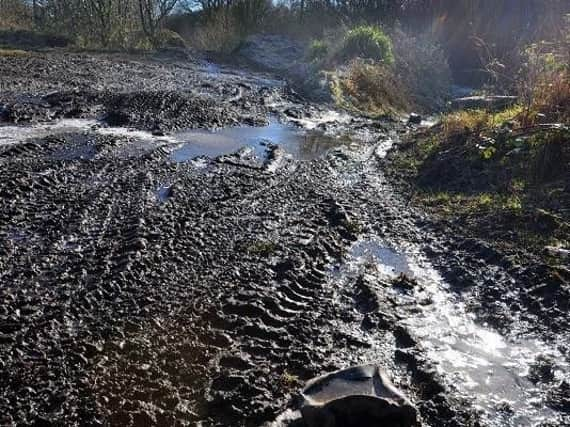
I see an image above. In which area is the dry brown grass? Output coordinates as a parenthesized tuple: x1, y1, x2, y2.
(517, 21, 570, 125)
(442, 105, 524, 137)
(337, 59, 409, 115)
(525, 67, 570, 124)
(187, 10, 243, 53)
(0, 47, 29, 57)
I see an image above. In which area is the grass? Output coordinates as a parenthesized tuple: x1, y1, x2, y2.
(336, 59, 409, 115)
(391, 103, 569, 254)
(280, 371, 301, 390)
(307, 39, 328, 62)
(442, 105, 524, 136)
(0, 47, 29, 57)
(245, 240, 278, 257)
(341, 25, 394, 64)
(422, 192, 523, 213)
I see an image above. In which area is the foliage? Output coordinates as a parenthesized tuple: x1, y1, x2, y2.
(0, 0, 180, 49)
(245, 240, 277, 257)
(340, 25, 394, 64)
(336, 59, 407, 115)
(156, 29, 187, 48)
(306, 39, 328, 62)
(442, 105, 524, 137)
(390, 26, 452, 111)
(187, 8, 243, 53)
(331, 26, 452, 115)
(517, 37, 570, 124)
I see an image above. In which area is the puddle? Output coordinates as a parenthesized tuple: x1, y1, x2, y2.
(0, 119, 175, 147)
(2, 118, 351, 162)
(51, 134, 97, 160)
(156, 184, 173, 203)
(0, 119, 96, 146)
(334, 237, 569, 426)
(348, 240, 412, 277)
(171, 119, 347, 162)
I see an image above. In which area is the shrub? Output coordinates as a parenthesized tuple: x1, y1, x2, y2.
(156, 29, 187, 49)
(390, 27, 452, 111)
(307, 39, 328, 62)
(340, 25, 394, 64)
(336, 59, 408, 115)
(518, 40, 570, 124)
(187, 9, 243, 53)
(442, 105, 524, 137)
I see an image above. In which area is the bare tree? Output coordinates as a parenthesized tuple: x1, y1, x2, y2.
(138, 0, 178, 41)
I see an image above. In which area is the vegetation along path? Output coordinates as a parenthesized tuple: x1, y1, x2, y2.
(0, 46, 569, 427)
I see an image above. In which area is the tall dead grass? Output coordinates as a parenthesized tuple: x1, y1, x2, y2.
(338, 59, 409, 115)
(187, 10, 243, 53)
(518, 42, 570, 124)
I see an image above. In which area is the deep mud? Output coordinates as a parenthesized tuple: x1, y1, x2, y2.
(1, 51, 569, 426)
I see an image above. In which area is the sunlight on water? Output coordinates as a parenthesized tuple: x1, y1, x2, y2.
(335, 236, 569, 426)
(171, 118, 348, 162)
(0, 119, 175, 146)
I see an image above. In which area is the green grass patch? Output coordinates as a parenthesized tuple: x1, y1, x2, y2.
(341, 25, 394, 64)
(442, 105, 524, 136)
(391, 111, 569, 254)
(245, 240, 278, 257)
(307, 39, 329, 62)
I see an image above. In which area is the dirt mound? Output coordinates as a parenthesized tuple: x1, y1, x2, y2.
(104, 91, 237, 131)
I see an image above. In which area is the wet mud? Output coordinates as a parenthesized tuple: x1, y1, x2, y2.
(1, 51, 568, 426)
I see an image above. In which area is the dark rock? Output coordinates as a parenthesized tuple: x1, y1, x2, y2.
(528, 355, 556, 384)
(300, 364, 418, 427)
(408, 113, 422, 125)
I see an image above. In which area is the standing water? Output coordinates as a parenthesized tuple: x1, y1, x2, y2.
(170, 119, 350, 162)
(333, 237, 569, 426)
(1, 117, 353, 162)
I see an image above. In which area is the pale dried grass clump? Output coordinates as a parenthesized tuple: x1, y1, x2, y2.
(390, 26, 452, 111)
(338, 59, 409, 115)
(188, 10, 243, 53)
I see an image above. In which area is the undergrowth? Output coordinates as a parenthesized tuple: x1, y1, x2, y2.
(392, 104, 569, 252)
(340, 25, 394, 64)
(335, 59, 409, 116)
(318, 26, 451, 114)
(0, 47, 29, 57)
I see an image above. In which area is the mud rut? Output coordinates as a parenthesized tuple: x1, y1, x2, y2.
(0, 54, 568, 427)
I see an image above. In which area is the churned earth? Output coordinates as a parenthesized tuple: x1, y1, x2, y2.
(0, 50, 568, 426)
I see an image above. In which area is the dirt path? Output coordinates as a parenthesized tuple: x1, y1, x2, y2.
(0, 51, 568, 426)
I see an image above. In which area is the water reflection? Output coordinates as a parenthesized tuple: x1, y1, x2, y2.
(334, 237, 569, 426)
(171, 120, 348, 162)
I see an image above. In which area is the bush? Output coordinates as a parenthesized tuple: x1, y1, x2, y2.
(307, 39, 328, 62)
(187, 9, 243, 53)
(340, 25, 394, 64)
(156, 29, 187, 49)
(0, 29, 71, 49)
(390, 27, 452, 111)
(442, 105, 523, 137)
(336, 59, 408, 115)
(517, 39, 570, 124)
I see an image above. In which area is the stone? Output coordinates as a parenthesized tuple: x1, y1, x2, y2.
(300, 364, 418, 427)
(408, 113, 422, 125)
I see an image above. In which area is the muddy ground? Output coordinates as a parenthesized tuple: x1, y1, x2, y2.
(0, 50, 569, 426)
